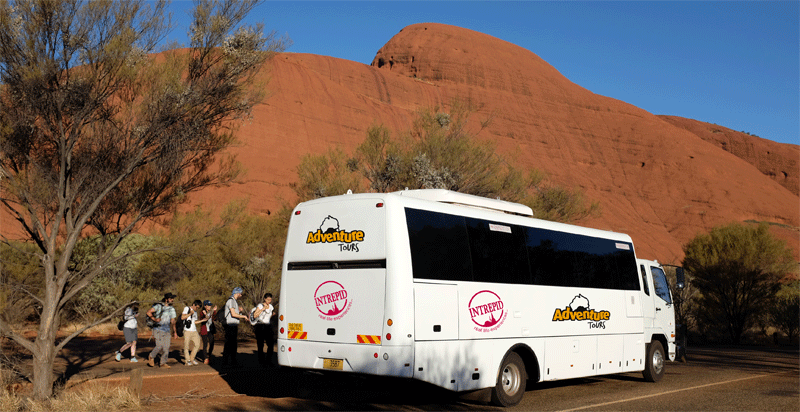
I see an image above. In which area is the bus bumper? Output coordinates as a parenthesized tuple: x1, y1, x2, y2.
(277, 338, 414, 378)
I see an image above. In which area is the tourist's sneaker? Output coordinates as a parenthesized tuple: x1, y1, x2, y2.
(185, 362, 192, 366)
(161, 364, 171, 369)
(147, 357, 155, 367)
(192, 360, 200, 365)
(130, 357, 139, 363)
(115, 351, 121, 362)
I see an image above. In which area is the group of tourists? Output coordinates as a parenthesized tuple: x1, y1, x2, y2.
(113, 287, 276, 369)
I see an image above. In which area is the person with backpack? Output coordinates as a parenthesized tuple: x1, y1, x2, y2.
(145, 292, 178, 368)
(198, 300, 218, 364)
(115, 302, 140, 362)
(181, 300, 203, 366)
(221, 287, 248, 367)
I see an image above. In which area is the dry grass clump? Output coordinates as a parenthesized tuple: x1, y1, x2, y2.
(0, 380, 140, 412)
(61, 321, 122, 337)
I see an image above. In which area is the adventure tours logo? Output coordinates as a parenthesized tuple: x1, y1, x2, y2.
(314, 280, 352, 321)
(469, 290, 508, 332)
(552, 294, 610, 329)
(306, 215, 365, 252)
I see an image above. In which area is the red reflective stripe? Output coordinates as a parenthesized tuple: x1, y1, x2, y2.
(288, 331, 307, 340)
(356, 335, 381, 344)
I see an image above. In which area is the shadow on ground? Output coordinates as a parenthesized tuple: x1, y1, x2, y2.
(205, 346, 498, 411)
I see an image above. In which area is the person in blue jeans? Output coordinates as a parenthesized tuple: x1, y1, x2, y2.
(146, 293, 178, 368)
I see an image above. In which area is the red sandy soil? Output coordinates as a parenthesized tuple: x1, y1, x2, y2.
(4, 332, 488, 411)
(2, 23, 797, 263)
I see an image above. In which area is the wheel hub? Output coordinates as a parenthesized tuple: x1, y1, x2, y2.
(502, 363, 522, 396)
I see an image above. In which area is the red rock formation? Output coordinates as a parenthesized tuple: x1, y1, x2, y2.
(3, 23, 797, 264)
(658, 115, 798, 197)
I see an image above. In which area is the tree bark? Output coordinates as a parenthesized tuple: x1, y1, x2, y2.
(31, 338, 57, 400)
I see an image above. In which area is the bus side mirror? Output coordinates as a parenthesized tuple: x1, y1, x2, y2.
(675, 267, 685, 290)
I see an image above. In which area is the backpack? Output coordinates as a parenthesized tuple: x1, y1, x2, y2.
(146, 303, 163, 329)
(216, 302, 228, 325)
(175, 310, 185, 337)
(249, 307, 258, 326)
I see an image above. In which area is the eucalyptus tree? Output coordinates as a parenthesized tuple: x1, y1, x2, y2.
(0, 0, 288, 398)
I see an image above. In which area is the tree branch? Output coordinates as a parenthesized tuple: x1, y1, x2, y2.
(54, 301, 138, 353)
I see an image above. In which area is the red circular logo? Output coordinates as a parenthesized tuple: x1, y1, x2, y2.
(469, 290, 504, 328)
(314, 281, 348, 317)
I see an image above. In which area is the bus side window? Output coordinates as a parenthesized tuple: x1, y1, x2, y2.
(405, 208, 473, 282)
(465, 218, 530, 284)
(639, 265, 650, 296)
(651, 267, 672, 304)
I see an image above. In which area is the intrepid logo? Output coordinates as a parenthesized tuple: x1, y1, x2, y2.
(306, 216, 365, 245)
(314, 281, 352, 321)
(469, 290, 508, 332)
(552, 294, 610, 329)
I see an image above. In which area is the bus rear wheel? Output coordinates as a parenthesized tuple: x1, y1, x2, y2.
(643, 341, 665, 382)
(491, 351, 526, 407)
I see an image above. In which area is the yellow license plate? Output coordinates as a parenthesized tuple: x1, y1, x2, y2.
(323, 358, 343, 370)
(288, 323, 303, 332)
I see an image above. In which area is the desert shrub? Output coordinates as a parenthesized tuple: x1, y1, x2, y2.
(293, 99, 599, 224)
(683, 222, 795, 344)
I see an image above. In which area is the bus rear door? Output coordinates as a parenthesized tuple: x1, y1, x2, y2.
(279, 196, 388, 373)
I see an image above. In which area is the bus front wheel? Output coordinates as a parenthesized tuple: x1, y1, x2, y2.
(490, 351, 526, 407)
(643, 341, 665, 382)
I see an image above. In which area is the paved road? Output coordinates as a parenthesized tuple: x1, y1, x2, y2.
(507, 346, 798, 411)
(60, 338, 797, 411)
(195, 345, 798, 411)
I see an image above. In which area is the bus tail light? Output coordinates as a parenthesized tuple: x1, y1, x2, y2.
(376, 203, 384, 208)
(280, 315, 284, 321)
(294, 210, 301, 215)
(374, 353, 378, 358)
(280, 327, 284, 334)
(387, 319, 393, 326)
(386, 333, 392, 340)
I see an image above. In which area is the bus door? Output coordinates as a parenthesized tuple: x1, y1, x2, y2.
(648, 265, 676, 338)
(639, 263, 656, 326)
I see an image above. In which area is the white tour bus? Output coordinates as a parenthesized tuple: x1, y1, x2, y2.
(277, 189, 683, 406)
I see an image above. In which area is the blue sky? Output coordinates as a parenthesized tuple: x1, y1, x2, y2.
(168, 1, 799, 145)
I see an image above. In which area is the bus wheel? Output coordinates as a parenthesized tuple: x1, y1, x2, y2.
(643, 341, 665, 382)
(491, 351, 526, 407)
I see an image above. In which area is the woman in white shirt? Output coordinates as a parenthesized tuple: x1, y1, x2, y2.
(251, 293, 275, 367)
(115, 303, 139, 362)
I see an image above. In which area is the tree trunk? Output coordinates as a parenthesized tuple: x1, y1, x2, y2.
(32, 269, 61, 400)
(31, 336, 57, 399)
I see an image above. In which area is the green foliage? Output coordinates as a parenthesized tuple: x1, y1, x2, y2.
(135, 201, 290, 312)
(769, 281, 800, 343)
(682, 222, 796, 344)
(0, 241, 42, 324)
(292, 147, 366, 200)
(294, 100, 599, 223)
(69, 234, 156, 321)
